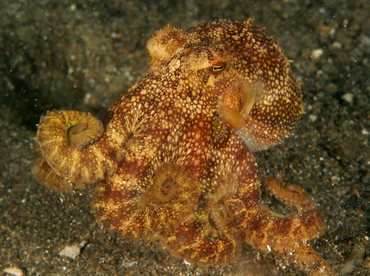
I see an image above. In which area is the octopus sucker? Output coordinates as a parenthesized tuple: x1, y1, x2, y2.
(32, 20, 334, 275)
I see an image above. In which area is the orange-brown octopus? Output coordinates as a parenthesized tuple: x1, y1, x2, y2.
(32, 20, 335, 275)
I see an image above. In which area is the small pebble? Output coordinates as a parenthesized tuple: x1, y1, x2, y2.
(311, 49, 323, 60)
(342, 93, 354, 104)
(3, 267, 25, 276)
(309, 114, 317, 122)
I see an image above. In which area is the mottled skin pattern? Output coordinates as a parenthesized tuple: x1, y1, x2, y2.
(32, 20, 335, 275)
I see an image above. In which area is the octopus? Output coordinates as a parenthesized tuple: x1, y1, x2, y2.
(32, 20, 335, 275)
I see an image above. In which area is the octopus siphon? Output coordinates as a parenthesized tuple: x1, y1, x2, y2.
(32, 20, 335, 275)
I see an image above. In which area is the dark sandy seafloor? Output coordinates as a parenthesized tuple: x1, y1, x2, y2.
(1, 0, 369, 275)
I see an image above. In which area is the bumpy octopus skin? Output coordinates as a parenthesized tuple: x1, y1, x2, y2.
(32, 20, 335, 275)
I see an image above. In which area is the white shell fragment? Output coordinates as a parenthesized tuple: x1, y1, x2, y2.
(3, 267, 25, 276)
(59, 241, 87, 260)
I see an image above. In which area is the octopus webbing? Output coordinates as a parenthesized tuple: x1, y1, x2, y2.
(32, 20, 335, 275)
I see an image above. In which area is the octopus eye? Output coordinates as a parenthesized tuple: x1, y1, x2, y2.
(210, 62, 225, 75)
(212, 64, 224, 71)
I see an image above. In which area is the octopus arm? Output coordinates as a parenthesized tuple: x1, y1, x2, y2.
(32, 157, 87, 191)
(228, 177, 325, 250)
(159, 136, 259, 266)
(224, 177, 333, 275)
(275, 243, 336, 276)
(93, 161, 201, 239)
(160, 218, 241, 266)
(34, 110, 116, 189)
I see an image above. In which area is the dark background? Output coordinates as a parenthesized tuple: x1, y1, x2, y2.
(1, 0, 369, 275)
